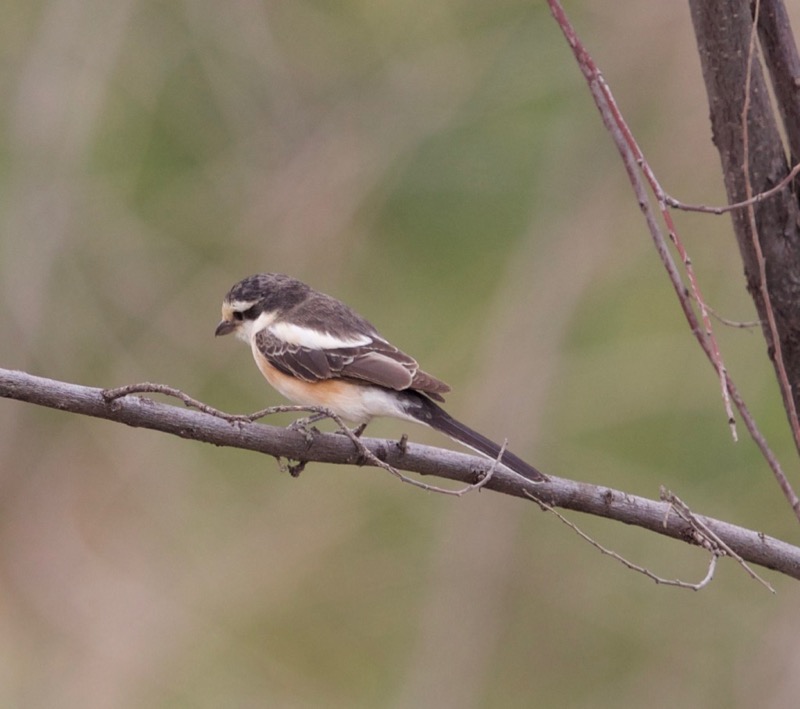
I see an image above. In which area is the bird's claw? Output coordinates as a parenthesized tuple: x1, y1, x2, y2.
(289, 416, 322, 446)
(333, 422, 368, 438)
(287, 460, 307, 477)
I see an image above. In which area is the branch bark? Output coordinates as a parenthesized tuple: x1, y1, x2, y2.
(1, 367, 799, 582)
(689, 0, 800, 434)
(757, 0, 800, 164)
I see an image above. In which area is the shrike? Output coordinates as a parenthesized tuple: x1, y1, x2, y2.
(216, 273, 546, 483)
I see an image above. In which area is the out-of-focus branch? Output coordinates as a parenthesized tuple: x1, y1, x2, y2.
(2, 367, 799, 582)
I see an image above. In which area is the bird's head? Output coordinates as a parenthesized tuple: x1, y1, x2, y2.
(215, 273, 309, 342)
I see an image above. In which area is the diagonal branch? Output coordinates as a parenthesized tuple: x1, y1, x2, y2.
(2, 367, 799, 582)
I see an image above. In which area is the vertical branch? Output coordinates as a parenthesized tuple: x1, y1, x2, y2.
(689, 0, 800, 452)
(740, 1, 800, 464)
(756, 0, 800, 163)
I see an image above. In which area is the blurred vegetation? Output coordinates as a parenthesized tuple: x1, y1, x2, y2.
(1, 1, 799, 707)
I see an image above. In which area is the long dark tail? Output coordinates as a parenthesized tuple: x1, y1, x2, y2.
(401, 393, 547, 483)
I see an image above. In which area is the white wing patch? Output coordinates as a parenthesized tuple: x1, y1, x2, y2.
(269, 321, 373, 350)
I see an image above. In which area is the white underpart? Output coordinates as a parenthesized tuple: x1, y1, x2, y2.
(302, 382, 415, 425)
(268, 320, 373, 349)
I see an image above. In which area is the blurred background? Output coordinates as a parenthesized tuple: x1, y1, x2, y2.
(1, 1, 799, 706)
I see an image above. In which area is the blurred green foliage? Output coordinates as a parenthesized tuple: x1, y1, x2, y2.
(1, 1, 799, 707)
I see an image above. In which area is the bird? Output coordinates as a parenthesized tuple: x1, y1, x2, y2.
(215, 273, 547, 483)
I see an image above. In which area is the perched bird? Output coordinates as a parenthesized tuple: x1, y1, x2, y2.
(215, 273, 546, 483)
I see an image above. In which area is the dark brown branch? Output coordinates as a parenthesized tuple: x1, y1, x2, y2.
(757, 0, 800, 163)
(690, 0, 800, 444)
(1, 367, 799, 582)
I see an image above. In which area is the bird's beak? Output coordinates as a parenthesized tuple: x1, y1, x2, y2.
(215, 319, 237, 337)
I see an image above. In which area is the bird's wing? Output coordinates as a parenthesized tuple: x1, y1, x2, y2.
(254, 325, 450, 401)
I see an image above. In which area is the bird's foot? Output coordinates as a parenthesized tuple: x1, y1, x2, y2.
(274, 455, 308, 478)
(287, 460, 308, 477)
(334, 422, 368, 438)
(289, 413, 327, 446)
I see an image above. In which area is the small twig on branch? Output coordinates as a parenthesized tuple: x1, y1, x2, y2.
(104, 381, 497, 497)
(103, 382, 317, 423)
(526, 490, 720, 590)
(103, 382, 249, 421)
(661, 488, 775, 592)
(662, 160, 800, 214)
(314, 405, 500, 496)
(700, 301, 761, 330)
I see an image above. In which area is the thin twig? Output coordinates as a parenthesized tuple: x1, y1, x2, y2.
(103, 383, 320, 423)
(103, 381, 498, 497)
(526, 490, 720, 591)
(103, 382, 248, 421)
(701, 301, 761, 330)
(661, 489, 775, 592)
(285, 409, 502, 496)
(663, 160, 800, 214)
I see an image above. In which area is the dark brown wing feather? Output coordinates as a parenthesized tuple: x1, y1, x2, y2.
(255, 330, 450, 401)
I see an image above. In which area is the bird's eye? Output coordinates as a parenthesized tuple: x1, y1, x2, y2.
(243, 306, 259, 319)
(232, 311, 244, 321)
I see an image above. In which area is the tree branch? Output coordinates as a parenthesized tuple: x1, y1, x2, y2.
(689, 0, 800, 443)
(757, 0, 800, 163)
(1, 367, 799, 582)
